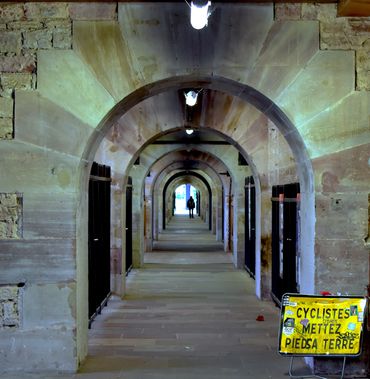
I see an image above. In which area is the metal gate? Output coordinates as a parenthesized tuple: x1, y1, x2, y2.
(244, 176, 256, 277)
(271, 183, 300, 305)
(88, 162, 111, 325)
(125, 177, 133, 275)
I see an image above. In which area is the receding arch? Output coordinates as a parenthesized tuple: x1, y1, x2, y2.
(79, 74, 315, 365)
(162, 170, 213, 231)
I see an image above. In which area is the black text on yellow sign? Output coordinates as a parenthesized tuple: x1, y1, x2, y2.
(278, 294, 367, 356)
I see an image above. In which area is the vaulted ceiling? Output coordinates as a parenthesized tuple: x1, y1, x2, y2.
(5, 0, 370, 16)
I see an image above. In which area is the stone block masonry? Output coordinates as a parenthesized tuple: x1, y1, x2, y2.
(0, 285, 22, 329)
(0, 2, 368, 141)
(0, 2, 119, 140)
(0, 193, 23, 239)
(275, 3, 370, 91)
(0, 2, 73, 140)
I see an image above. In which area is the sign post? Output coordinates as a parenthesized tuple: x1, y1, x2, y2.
(278, 293, 367, 379)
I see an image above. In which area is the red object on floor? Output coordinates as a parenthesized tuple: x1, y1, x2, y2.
(256, 314, 264, 321)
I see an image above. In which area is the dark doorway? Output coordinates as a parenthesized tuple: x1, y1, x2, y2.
(222, 187, 224, 241)
(88, 162, 111, 326)
(244, 176, 256, 278)
(196, 190, 200, 217)
(271, 183, 300, 304)
(126, 177, 133, 275)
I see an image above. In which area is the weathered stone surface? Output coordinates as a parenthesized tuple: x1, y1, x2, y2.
(69, 3, 117, 20)
(357, 43, 370, 90)
(348, 19, 370, 34)
(2, 301, 18, 327)
(298, 91, 370, 158)
(313, 143, 370, 192)
(15, 91, 92, 157)
(320, 18, 353, 50)
(0, 193, 22, 239)
(7, 21, 43, 31)
(0, 31, 22, 54)
(275, 3, 302, 20)
(315, 3, 339, 22)
(0, 54, 36, 73)
(24, 3, 69, 20)
(301, 3, 320, 20)
(315, 193, 368, 240)
(278, 50, 354, 128)
(0, 285, 21, 329)
(0, 239, 76, 284)
(51, 23, 72, 49)
(38, 49, 115, 127)
(0, 97, 13, 118)
(22, 193, 76, 240)
(22, 283, 75, 329)
(0, 328, 77, 371)
(316, 238, 368, 295)
(0, 72, 33, 94)
(0, 286, 18, 301)
(0, 4, 25, 22)
(0, 118, 13, 139)
(0, 141, 80, 192)
(23, 29, 53, 49)
(73, 21, 142, 101)
(248, 21, 318, 101)
(45, 19, 71, 29)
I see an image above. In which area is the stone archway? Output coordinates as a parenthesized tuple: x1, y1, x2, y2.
(78, 75, 314, 365)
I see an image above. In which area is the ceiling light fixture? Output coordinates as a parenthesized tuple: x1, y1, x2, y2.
(184, 90, 198, 106)
(185, 128, 194, 135)
(190, 0, 211, 30)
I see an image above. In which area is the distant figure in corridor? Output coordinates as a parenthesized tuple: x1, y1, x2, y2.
(187, 196, 195, 218)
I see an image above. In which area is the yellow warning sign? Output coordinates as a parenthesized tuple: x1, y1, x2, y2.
(278, 294, 367, 356)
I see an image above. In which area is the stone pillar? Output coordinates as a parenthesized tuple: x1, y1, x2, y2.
(260, 189, 273, 299)
(132, 177, 144, 268)
(233, 186, 245, 269)
(144, 194, 153, 252)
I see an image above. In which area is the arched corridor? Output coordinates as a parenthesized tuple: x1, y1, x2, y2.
(84, 215, 294, 379)
(1, 1, 370, 377)
(9, 215, 309, 379)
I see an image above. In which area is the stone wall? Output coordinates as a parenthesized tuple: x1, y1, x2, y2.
(1, 3, 368, 140)
(0, 1, 368, 374)
(275, 3, 370, 90)
(0, 193, 22, 239)
(0, 285, 22, 329)
(0, 3, 71, 139)
(0, 2, 118, 140)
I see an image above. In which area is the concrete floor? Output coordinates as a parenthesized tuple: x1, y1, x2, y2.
(2, 215, 310, 379)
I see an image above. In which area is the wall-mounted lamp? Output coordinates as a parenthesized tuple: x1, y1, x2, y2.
(184, 90, 198, 106)
(190, 0, 211, 30)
